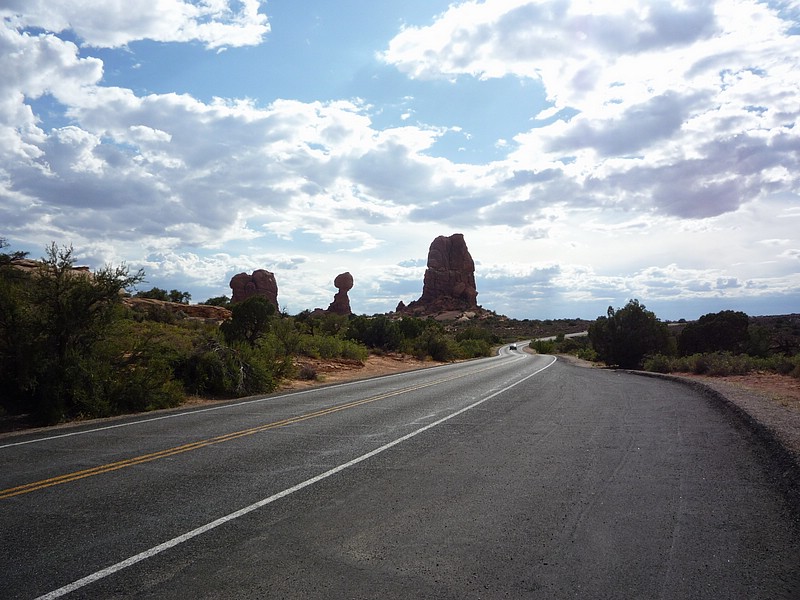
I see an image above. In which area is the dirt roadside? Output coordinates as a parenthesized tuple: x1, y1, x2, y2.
(279, 354, 442, 391)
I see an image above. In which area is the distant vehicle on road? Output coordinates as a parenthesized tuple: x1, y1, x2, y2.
(509, 344, 517, 350)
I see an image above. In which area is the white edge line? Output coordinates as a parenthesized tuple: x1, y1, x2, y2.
(2, 354, 511, 450)
(34, 355, 556, 600)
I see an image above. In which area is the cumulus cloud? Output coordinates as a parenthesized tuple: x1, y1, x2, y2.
(1, 1, 798, 318)
(384, 0, 800, 220)
(0, 0, 270, 49)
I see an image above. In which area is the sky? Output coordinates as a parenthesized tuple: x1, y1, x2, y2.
(1, 0, 799, 321)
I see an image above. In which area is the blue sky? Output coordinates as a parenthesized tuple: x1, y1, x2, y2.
(1, 0, 799, 320)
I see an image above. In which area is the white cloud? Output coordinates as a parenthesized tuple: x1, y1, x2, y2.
(0, 0, 270, 49)
(1, 1, 798, 319)
(384, 0, 800, 220)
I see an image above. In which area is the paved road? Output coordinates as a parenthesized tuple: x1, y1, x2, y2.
(1, 349, 798, 599)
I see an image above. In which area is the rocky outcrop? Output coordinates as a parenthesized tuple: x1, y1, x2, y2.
(327, 272, 354, 315)
(230, 269, 279, 307)
(11, 258, 91, 279)
(398, 233, 480, 317)
(123, 297, 231, 324)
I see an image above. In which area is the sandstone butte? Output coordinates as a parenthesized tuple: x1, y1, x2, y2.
(396, 233, 483, 319)
(229, 269, 279, 308)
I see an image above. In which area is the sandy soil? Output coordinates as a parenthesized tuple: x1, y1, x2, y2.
(664, 371, 800, 462)
(282, 354, 440, 390)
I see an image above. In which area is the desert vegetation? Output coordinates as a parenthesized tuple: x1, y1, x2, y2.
(3, 240, 796, 428)
(579, 299, 800, 378)
(0, 241, 501, 426)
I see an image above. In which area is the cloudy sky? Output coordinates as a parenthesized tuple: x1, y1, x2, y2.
(2, 0, 799, 320)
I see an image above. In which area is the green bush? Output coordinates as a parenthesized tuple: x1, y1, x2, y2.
(346, 315, 402, 351)
(679, 310, 750, 356)
(415, 332, 458, 362)
(340, 339, 369, 361)
(589, 300, 671, 369)
(299, 333, 368, 361)
(641, 354, 676, 373)
(176, 340, 279, 397)
(455, 327, 495, 344)
(0, 243, 146, 423)
(531, 339, 556, 354)
(643, 351, 800, 378)
(221, 296, 276, 346)
(456, 338, 493, 359)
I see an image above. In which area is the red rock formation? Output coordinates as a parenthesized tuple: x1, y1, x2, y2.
(230, 269, 279, 307)
(326, 272, 354, 315)
(11, 258, 92, 279)
(399, 233, 479, 316)
(123, 297, 232, 324)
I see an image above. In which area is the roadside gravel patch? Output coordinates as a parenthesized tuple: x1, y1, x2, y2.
(629, 369, 800, 513)
(554, 353, 800, 511)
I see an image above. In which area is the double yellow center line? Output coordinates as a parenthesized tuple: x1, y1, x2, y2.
(1, 361, 502, 500)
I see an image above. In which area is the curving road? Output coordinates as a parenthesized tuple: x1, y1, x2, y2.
(1, 348, 798, 599)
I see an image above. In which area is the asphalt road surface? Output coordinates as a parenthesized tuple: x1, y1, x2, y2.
(2, 348, 798, 599)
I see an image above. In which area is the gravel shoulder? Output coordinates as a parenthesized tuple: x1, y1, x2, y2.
(556, 353, 800, 461)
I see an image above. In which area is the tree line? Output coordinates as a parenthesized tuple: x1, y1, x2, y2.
(582, 299, 800, 377)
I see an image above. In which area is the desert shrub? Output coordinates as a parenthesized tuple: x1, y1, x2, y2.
(176, 343, 236, 396)
(298, 333, 322, 359)
(298, 333, 367, 361)
(791, 362, 800, 379)
(298, 365, 318, 381)
(346, 315, 402, 351)
(700, 353, 755, 376)
(589, 300, 671, 369)
(0, 243, 145, 423)
(134, 303, 178, 324)
(104, 359, 185, 413)
(176, 340, 278, 397)
(456, 338, 492, 359)
(340, 339, 368, 361)
(762, 353, 800, 376)
(642, 352, 800, 378)
(414, 332, 458, 362)
(95, 320, 193, 413)
(642, 354, 676, 373)
(294, 311, 349, 337)
(221, 296, 276, 346)
(678, 310, 749, 356)
(531, 339, 556, 354)
(313, 334, 343, 359)
(455, 326, 496, 344)
(397, 317, 429, 341)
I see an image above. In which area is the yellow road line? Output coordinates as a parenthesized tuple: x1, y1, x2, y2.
(1, 361, 503, 500)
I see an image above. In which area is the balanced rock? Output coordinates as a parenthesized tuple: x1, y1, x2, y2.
(230, 269, 279, 307)
(400, 233, 479, 316)
(327, 272, 354, 315)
